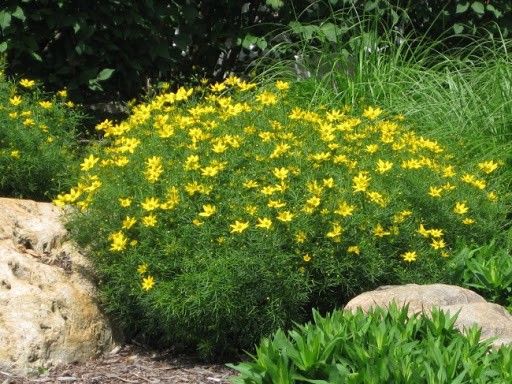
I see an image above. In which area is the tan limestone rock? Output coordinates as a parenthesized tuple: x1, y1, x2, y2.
(0, 198, 118, 375)
(345, 283, 512, 348)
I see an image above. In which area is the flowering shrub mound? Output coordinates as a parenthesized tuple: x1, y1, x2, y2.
(56, 78, 507, 358)
(0, 72, 81, 200)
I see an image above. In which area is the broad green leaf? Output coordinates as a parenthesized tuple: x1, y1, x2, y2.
(97, 68, 114, 81)
(0, 11, 12, 31)
(266, 0, 284, 10)
(471, 1, 485, 14)
(456, 2, 470, 13)
(319, 23, 338, 43)
(12, 6, 26, 21)
(0, 41, 7, 52)
(453, 24, 465, 34)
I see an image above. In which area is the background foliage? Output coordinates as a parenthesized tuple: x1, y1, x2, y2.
(1, 0, 510, 103)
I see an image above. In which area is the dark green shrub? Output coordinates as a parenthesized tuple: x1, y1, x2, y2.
(228, 303, 512, 383)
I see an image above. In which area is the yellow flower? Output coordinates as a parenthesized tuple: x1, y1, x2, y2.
(122, 216, 137, 229)
(276, 211, 294, 222)
(9, 96, 22, 106)
(80, 154, 100, 172)
(487, 192, 498, 202)
(431, 238, 446, 250)
(255, 91, 277, 105)
(210, 82, 227, 92)
(141, 197, 160, 211)
(428, 228, 444, 238)
(303, 254, 311, 262)
(230, 220, 250, 234)
(109, 231, 128, 252)
(192, 219, 203, 227)
(326, 224, 343, 238)
(295, 231, 307, 243)
(58, 89, 68, 98)
(417, 224, 430, 238)
(38, 100, 52, 109)
(243, 180, 259, 188)
(275, 80, 290, 91)
(428, 186, 443, 197)
(347, 246, 360, 255)
(362, 106, 383, 120)
(255, 217, 272, 230)
(118, 198, 132, 207)
(334, 201, 356, 216)
(137, 263, 148, 274)
(10, 150, 20, 159)
(454, 202, 469, 215)
(375, 159, 393, 174)
(268, 199, 286, 208)
(142, 214, 157, 227)
(142, 275, 155, 291)
(462, 218, 476, 225)
(372, 224, 391, 237)
(478, 160, 499, 174)
(19, 78, 35, 88)
(352, 172, 371, 192)
(402, 251, 417, 262)
(198, 204, 216, 217)
(272, 167, 289, 180)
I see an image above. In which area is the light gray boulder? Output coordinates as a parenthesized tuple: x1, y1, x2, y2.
(0, 198, 118, 375)
(345, 284, 512, 348)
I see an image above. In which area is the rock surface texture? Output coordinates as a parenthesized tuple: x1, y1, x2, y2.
(345, 283, 512, 348)
(0, 198, 117, 375)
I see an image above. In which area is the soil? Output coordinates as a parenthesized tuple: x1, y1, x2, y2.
(0, 344, 241, 384)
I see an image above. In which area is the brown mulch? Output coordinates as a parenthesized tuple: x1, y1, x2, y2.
(0, 344, 242, 384)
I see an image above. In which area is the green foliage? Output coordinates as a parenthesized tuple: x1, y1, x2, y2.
(56, 78, 508, 358)
(228, 303, 512, 383)
(0, 69, 81, 200)
(448, 235, 512, 309)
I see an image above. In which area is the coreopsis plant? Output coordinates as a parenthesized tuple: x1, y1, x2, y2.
(56, 77, 508, 358)
(0, 70, 81, 200)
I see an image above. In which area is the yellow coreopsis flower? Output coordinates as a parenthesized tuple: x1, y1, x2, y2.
(276, 211, 294, 222)
(275, 80, 290, 91)
(375, 159, 393, 173)
(230, 220, 250, 234)
(347, 246, 360, 255)
(462, 218, 475, 225)
(198, 204, 216, 217)
(431, 238, 446, 250)
(326, 224, 343, 238)
(454, 202, 469, 215)
(243, 180, 259, 188)
(9, 95, 22, 106)
(402, 251, 417, 262)
(303, 254, 311, 262)
(268, 199, 286, 208)
(478, 160, 499, 174)
(295, 231, 307, 243)
(372, 224, 391, 237)
(255, 217, 272, 230)
(122, 216, 137, 229)
(352, 172, 371, 193)
(417, 224, 431, 238)
(142, 275, 155, 291)
(38, 101, 52, 109)
(109, 231, 128, 251)
(272, 167, 289, 180)
(428, 186, 443, 197)
(10, 150, 20, 159)
(141, 197, 160, 211)
(362, 106, 383, 120)
(142, 214, 157, 227)
(119, 198, 132, 207)
(19, 78, 35, 88)
(334, 201, 356, 216)
(80, 154, 100, 172)
(137, 263, 148, 274)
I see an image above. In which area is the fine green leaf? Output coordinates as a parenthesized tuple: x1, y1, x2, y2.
(0, 41, 7, 52)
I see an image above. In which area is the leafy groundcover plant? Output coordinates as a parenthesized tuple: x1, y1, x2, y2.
(228, 303, 512, 383)
(0, 69, 81, 200)
(55, 78, 508, 358)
